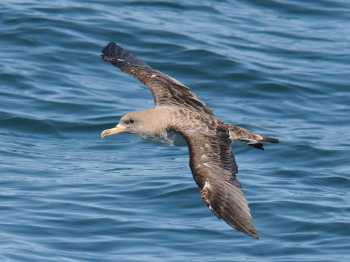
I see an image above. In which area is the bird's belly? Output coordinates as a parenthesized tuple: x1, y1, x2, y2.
(162, 130, 187, 146)
(138, 130, 186, 146)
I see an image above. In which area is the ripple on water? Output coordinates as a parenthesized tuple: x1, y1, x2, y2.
(1, 0, 350, 261)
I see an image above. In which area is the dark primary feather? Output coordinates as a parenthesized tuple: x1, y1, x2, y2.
(174, 123, 258, 239)
(101, 42, 213, 115)
(206, 178, 258, 238)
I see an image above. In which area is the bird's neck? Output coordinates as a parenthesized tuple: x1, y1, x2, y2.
(141, 107, 216, 138)
(139, 107, 178, 136)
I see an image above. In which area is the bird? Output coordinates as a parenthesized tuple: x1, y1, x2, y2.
(100, 42, 279, 239)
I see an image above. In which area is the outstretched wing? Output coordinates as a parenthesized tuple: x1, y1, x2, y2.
(176, 124, 258, 239)
(102, 42, 213, 115)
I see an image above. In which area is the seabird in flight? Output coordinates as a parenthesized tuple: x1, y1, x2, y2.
(100, 42, 279, 239)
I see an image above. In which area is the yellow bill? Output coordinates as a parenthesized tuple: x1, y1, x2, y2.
(100, 124, 127, 139)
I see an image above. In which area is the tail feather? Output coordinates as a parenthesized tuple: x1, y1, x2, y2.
(261, 136, 279, 144)
(249, 143, 264, 150)
(226, 124, 279, 150)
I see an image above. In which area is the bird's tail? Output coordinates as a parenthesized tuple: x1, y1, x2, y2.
(225, 124, 279, 150)
(260, 136, 279, 144)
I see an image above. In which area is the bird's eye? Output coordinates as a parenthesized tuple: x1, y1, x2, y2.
(124, 119, 134, 125)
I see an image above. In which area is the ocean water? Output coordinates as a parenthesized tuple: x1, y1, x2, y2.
(1, 0, 349, 261)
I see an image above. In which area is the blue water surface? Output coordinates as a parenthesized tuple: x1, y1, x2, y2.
(1, 0, 350, 261)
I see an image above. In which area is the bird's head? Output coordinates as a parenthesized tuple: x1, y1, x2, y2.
(100, 111, 157, 139)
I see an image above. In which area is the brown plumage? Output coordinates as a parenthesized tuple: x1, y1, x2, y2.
(100, 42, 279, 239)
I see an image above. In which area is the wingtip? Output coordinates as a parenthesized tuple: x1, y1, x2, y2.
(252, 234, 260, 240)
(101, 41, 118, 62)
(101, 41, 149, 69)
(248, 229, 260, 240)
(238, 223, 260, 239)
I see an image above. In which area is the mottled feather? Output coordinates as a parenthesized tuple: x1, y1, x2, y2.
(174, 122, 258, 238)
(100, 42, 280, 239)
